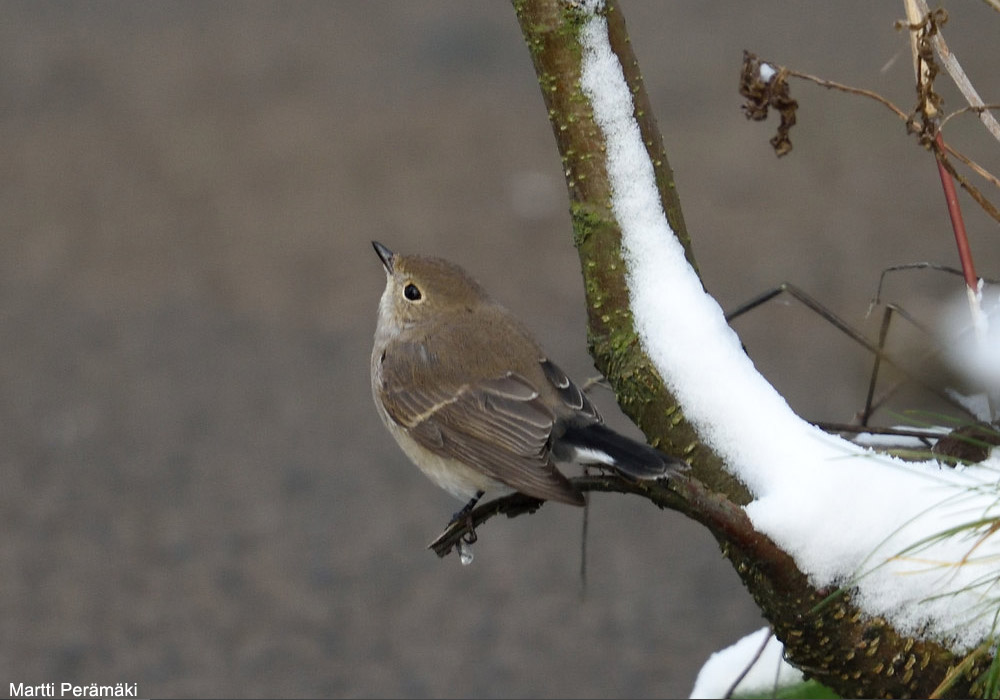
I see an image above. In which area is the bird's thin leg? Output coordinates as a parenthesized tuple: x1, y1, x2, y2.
(450, 490, 484, 544)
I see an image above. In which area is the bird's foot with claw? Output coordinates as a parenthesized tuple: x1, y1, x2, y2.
(447, 503, 479, 565)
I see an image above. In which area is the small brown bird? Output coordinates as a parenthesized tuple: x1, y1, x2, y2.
(370, 241, 687, 525)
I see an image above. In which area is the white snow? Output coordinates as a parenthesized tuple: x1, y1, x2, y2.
(689, 627, 803, 699)
(851, 427, 947, 449)
(576, 1, 1000, 653)
(758, 62, 777, 82)
(939, 284, 1000, 413)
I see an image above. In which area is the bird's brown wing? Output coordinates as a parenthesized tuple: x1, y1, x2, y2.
(380, 368, 583, 506)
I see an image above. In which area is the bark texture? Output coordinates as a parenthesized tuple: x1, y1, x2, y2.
(505, 1, 994, 696)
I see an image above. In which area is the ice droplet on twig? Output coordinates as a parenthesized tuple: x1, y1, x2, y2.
(457, 540, 474, 566)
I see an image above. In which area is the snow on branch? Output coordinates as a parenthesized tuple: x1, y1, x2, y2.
(574, 0, 1000, 656)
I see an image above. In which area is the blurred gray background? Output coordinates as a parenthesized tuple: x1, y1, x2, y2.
(2, 2, 998, 698)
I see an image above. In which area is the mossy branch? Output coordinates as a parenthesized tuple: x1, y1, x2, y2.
(508, 0, 986, 696)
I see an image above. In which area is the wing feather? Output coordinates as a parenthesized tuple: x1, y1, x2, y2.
(378, 359, 582, 505)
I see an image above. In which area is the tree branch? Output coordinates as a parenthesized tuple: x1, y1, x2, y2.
(510, 0, 991, 696)
(429, 473, 769, 561)
(512, 0, 746, 502)
(431, 469, 978, 697)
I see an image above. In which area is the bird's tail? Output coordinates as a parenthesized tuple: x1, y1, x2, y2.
(557, 422, 690, 479)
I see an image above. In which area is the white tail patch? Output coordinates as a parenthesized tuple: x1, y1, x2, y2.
(570, 446, 616, 466)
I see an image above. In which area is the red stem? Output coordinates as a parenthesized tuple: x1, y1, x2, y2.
(934, 131, 978, 291)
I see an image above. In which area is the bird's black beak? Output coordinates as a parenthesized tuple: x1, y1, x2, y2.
(372, 241, 395, 274)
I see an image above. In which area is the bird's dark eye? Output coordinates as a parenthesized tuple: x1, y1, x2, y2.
(403, 283, 422, 301)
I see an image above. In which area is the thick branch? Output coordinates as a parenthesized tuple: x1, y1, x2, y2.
(513, 0, 745, 501)
(510, 0, 988, 696)
(430, 474, 979, 697)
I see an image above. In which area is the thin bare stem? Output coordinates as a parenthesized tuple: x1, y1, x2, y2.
(934, 143, 1000, 224)
(776, 58, 1000, 225)
(940, 139, 1000, 192)
(723, 628, 775, 699)
(933, 132, 979, 291)
(785, 69, 910, 121)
